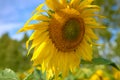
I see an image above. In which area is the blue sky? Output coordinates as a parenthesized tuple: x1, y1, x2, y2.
(1, 0, 120, 41)
(0, 0, 44, 40)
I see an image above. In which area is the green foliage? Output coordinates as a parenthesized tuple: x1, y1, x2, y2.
(94, 0, 120, 27)
(81, 57, 120, 70)
(114, 33, 120, 56)
(0, 69, 19, 80)
(0, 57, 119, 80)
(93, 0, 120, 66)
(0, 33, 31, 72)
(24, 69, 46, 80)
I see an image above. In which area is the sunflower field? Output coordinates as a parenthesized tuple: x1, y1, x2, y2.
(0, 0, 120, 80)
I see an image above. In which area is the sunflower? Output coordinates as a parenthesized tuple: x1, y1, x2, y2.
(19, 0, 105, 79)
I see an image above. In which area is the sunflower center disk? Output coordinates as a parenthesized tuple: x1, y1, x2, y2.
(63, 19, 80, 41)
(49, 17, 85, 52)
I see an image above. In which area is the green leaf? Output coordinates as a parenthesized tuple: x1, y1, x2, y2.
(24, 69, 46, 80)
(23, 73, 33, 80)
(0, 69, 19, 80)
(81, 57, 120, 70)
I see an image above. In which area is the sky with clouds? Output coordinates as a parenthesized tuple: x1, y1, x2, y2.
(1, 0, 120, 41)
(0, 0, 44, 40)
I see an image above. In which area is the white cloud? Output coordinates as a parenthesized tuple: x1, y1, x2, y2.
(0, 0, 44, 40)
(0, 22, 26, 40)
(11, 33, 24, 41)
(0, 22, 22, 36)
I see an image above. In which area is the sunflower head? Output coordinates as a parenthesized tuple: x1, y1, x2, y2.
(19, 0, 105, 79)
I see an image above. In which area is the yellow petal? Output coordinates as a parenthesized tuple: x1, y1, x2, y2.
(81, 5, 100, 11)
(46, 0, 63, 11)
(18, 22, 49, 32)
(36, 3, 44, 12)
(85, 20, 106, 28)
(78, 39, 92, 61)
(83, 13, 106, 19)
(79, 0, 94, 7)
(27, 32, 49, 55)
(59, 0, 67, 7)
(31, 41, 47, 61)
(32, 3, 45, 15)
(26, 29, 47, 49)
(87, 25, 106, 29)
(85, 28, 99, 40)
(70, 0, 81, 8)
(84, 35, 92, 43)
(82, 9, 100, 14)
(77, 46, 87, 60)
(47, 44, 57, 69)
(33, 15, 50, 21)
(31, 32, 49, 60)
(41, 61, 46, 73)
(61, 53, 69, 77)
(17, 3, 45, 33)
(82, 40, 93, 61)
(26, 32, 36, 49)
(84, 17, 97, 24)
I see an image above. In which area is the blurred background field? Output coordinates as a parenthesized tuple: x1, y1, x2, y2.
(0, 0, 120, 80)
